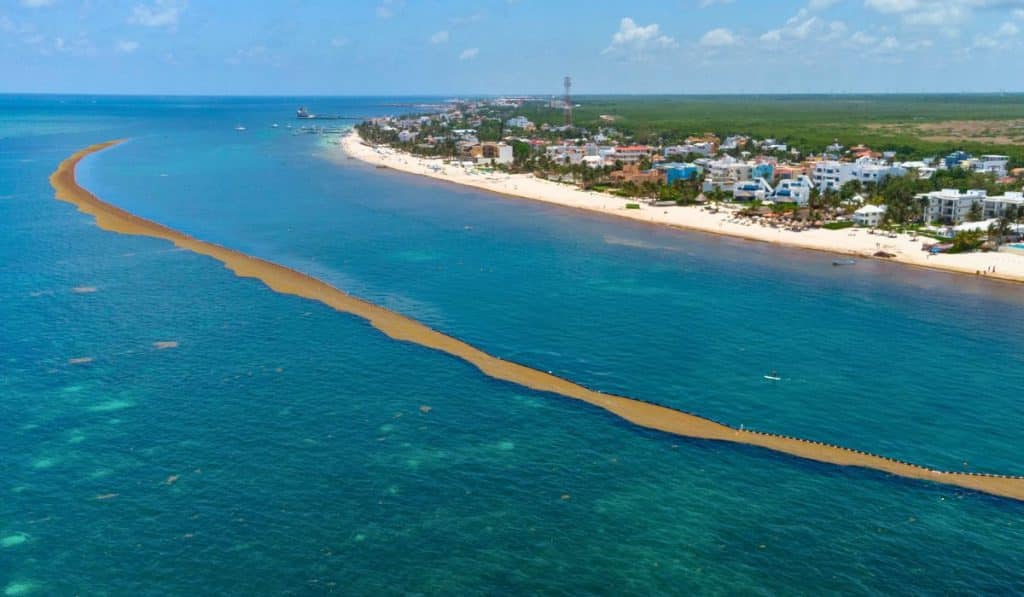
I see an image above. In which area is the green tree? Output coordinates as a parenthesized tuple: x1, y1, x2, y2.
(967, 200, 983, 222)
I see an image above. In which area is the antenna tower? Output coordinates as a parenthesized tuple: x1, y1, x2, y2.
(563, 76, 573, 126)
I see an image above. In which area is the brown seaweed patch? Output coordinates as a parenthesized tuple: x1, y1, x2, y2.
(51, 140, 1024, 503)
(68, 357, 94, 365)
(153, 341, 179, 350)
(72, 286, 98, 294)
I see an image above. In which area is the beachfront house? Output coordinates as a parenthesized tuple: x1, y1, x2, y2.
(732, 178, 773, 202)
(771, 175, 814, 205)
(852, 204, 887, 227)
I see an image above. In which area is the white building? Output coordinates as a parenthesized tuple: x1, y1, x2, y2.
(612, 145, 653, 164)
(812, 157, 904, 192)
(474, 142, 514, 166)
(663, 143, 714, 157)
(701, 157, 752, 194)
(852, 204, 887, 227)
(732, 178, 773, 202)
(983, 192, 1024, 219)
(397, 130, 417, 143)
(919, 189, 988, 224)
(772, 175, 814, 206)
(504, 116, 533, 129)
(975, 155, 1010, 178)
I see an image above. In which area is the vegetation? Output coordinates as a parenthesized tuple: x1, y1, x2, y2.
(515, 94, 1024, 163)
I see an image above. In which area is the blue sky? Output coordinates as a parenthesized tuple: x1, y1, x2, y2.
(3, 0, 1024, 94)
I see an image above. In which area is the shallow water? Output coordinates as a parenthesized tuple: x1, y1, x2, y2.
(3, 96, 1024, 594)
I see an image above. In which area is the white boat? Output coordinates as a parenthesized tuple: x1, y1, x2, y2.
(234, 125, 247, 131)
(271, 123, 279, 128)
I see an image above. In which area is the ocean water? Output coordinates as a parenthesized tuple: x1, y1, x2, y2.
(2, 95, 1024, 595)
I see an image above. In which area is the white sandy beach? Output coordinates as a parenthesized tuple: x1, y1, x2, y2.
(341, 130, 1024, 284)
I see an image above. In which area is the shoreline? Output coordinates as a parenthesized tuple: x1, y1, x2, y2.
(52, 140, 1024, 502)
(340, 129, 1024, 284)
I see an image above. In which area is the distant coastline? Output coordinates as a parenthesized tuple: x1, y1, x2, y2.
(341, 129, 1024, 284)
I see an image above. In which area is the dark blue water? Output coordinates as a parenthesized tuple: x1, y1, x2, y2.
(3, 96, 1024, 595)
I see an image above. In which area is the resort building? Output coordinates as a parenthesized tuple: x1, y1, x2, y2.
(983, 192, 1024, 220)
(852, 204, 887, 227)
(811, 158, 904, 192)
(470, 142, 514, 166)
(919, 189, 988, 224)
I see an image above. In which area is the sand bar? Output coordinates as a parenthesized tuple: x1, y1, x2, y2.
(52, 140, 1024, 502)
(342, 130, 1024, 284)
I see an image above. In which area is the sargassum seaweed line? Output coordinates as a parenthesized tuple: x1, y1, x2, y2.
(52, 140, 1024, 503)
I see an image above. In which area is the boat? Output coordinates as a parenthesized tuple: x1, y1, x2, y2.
(271, 123, 279, 128)
(296, 106, 344, 120)
(234, 125, 246, 131)
(764, 369, 781, 381)
(832, 259, 856, 266)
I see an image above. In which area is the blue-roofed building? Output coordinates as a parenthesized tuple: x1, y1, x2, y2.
(944, 150, 971, 169)
(657, 162, 701, 185)
(752, 162, 774, 180)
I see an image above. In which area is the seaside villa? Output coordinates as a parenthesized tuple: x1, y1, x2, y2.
(852, 204, 887, 227)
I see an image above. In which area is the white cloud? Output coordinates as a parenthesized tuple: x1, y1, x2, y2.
(603, 17, 677, 59)
(429, 30, 449, 44)
(849, 30, 878, 45)
(330, 36, 350, 47)
(759, 7, 846, 46)
(53, 34, 97, 57)
(458, 47, 478, 60)
(116, 40, 139, 53)
(698, 0, 733, 6)
(864, 0, 1024, 27)
(1015, 8, 1024, 19)
(19, 0, 55, 7)
(700, 27, 737, 46)
(129, 1, 183, 28)
(376, 0, 403, 19)
(997, 21, 1019, 35)
(808, 0, 839, 9)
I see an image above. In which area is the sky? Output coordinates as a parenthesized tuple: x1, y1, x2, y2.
(2, 0, 1024, 95)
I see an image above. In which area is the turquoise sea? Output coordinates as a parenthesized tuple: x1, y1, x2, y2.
(2, 96, 1024, 595)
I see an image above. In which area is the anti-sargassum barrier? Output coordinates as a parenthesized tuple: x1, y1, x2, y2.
(52, 140, 1024, 503)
